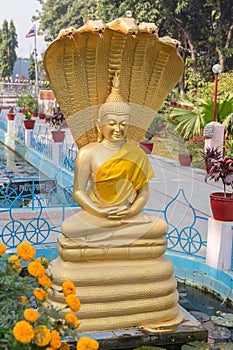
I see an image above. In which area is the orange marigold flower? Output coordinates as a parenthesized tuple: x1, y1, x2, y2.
(8, 255, 21, 272)
(16, 242, 35, 261)
(60, 343, 70, 350)
(33, 288, 48, 301)
(76, 337, 99, 350)
(65, 294, 81, 312)
(34, 325, 51, 347)
(36, 257, 49, 267)
(13, 320, 34, 344)
(62, 280, 76, 297)
(20, 296, 29, 304)
(28, 261, 45, 278)
(24, 308, 39, 323)
(38, 274, 53, 288)
(0, 243, 6, 255)
(50, 330, 61, 349)
(45, 348, 53, 350)
(64, 313, 79, 329)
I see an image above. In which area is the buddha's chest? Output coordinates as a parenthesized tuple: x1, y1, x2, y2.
(90, 145, 121, 173)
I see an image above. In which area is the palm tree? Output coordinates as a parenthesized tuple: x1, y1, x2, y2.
(167, 99, 205, 140)
(167, 94, 233, 140)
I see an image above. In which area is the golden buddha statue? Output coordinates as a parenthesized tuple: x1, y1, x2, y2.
(44, 17, 184, 332)
(60, 72, 166, 247)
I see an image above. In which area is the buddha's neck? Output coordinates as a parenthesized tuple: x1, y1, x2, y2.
(101, 139, 126, 150)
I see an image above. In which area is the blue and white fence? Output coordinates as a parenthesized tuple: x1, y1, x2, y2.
(1, 109, 78, 169)
(0, 172, 208, 261)
(0, 109, 221, 263)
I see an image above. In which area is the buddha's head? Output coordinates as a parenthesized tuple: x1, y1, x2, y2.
(97, 72, 131, 142)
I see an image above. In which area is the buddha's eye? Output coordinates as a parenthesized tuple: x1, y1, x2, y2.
(108, 121, 116, 126)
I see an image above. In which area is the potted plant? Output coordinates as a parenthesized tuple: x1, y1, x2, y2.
(39, 112, 46, 119)
(31, 105, 39, 117)
(17, 94, 37, 114)
(178, 140, 193, 166)
(139, 128, 154, 154)
(50, 112, 66, 142)
(178, 153, 192, 166)
(23, 111, 35, 130)
(7, 106, 15, 120)
(201, 146, 222, 173)
(205, 156, 233, 221)
(16, 95, 28, 114)
(171, 137, 193, 166)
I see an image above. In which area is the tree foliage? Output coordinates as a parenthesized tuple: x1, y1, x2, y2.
(97, 0, 161, 23)
(35, 0, 232, 84)
(28, 53, 36, 81)
(34, 0, 98, 42)
(167, 92, 233, 140)
(0, 19, 18, 78)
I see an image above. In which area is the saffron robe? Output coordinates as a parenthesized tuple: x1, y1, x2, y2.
(88, 142, 154, 207)
(61, 142, 161, 247)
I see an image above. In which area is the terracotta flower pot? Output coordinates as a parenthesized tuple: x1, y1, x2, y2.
(178, 154, 192, 166)
(39, 113, 46, 119)
(139, 142, 153, 154)
(23, 120, 35, 130)
(210, 192, 233, 221)
(7, 113, 15, 121)
(51, 130, 65, 142)
(45, 116, 51, 123)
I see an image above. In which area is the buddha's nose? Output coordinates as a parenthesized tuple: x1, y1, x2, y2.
(115, 123, 121, 132)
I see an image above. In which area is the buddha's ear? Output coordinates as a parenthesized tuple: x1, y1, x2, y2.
(96, 119, 102, 142)
(96, 119, 101, 132)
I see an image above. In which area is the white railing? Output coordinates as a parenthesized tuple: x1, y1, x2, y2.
(0, 110, 78, 170)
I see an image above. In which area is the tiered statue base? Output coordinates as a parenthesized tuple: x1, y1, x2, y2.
(48, 217, 183, 332)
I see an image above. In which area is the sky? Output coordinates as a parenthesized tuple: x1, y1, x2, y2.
(0, 0, 47, 59)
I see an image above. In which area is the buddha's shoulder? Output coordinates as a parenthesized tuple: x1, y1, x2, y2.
(78, 142, 100, 157)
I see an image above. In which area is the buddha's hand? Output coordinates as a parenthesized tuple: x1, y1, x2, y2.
(95, 205, 128, 219)
(107, 206, 134, 219)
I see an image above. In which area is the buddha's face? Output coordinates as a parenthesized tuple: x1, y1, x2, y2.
(99, 114, 130, 142)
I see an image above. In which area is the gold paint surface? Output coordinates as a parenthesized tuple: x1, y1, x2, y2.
(44, 28, 184, 147)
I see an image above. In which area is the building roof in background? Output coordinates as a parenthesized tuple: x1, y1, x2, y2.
(39, 90, 55, 100)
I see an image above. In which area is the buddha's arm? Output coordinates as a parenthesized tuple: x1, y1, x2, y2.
(108, 183, 149, 219)
(72, 147, 122, 218)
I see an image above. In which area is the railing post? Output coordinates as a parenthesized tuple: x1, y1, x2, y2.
(206, 218, 233, 270)
(24, 130, 34, 147)
(52, 142, 63, 167)
(204, 122, 225, 153)
(7, 119, 15, 137)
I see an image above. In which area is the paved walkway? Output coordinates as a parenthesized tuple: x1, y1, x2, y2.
(145, 154, 226, 247)
(147, 154, 222, 217)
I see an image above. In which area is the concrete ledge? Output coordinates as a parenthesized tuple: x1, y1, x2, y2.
(166, 251, 233, 304)
(68, 307, 207, 350)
